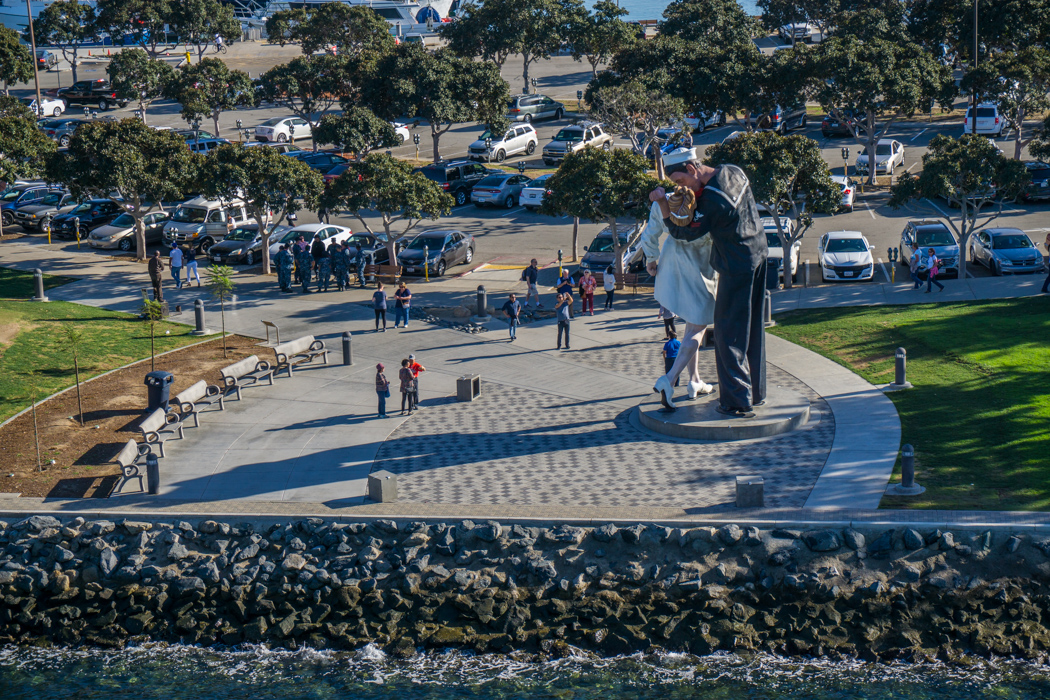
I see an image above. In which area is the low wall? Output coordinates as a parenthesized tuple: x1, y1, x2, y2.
(2, 515, 1049, 661)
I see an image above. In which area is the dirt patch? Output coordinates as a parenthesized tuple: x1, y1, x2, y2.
(0, 334, 260, 497)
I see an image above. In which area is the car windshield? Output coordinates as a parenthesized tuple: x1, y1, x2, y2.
(171, 206, 207, 223)
(526, 174, 552, 188)
(0, 189, 24, 201)
(968, 108, 995, 118)
(327, 164, 348, 177)
(69, 202, 94, 214)
(588, 236, 627, 253)
(766, 232, 783, 248)
(347, 234, 375, 247)
(111, 213, 135, 227)
(915, 228, 955, 247)
(825, 237, 868, 253)
(1028, 167, 1050, 180)
(875, 144, 892, 155)
(406, 236, 444, 251)
(992, 235, 1033, 249)
(260, 118, 284, 126)
(476, 175, 507, 187)
(226, 227, 258, 241)
(553, 129, 584, 142)
(38, 193, 64, 206)
(279, 229, 302, 243)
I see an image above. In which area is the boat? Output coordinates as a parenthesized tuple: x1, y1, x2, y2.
(224, 0, 459, 36)
(0, 0, 95, 34)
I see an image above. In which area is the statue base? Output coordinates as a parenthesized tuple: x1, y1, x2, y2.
(636, 386, 810, 442)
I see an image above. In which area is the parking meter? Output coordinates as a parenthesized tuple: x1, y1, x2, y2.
(45, 218, 51, 245)
(91, 110, 98, 120)
(558, 248, 563, 278)
(236, 119, 243, 140)
(413, 133, 420, 160)
(888, 247, 898, 282)
(518, 161, 526, 175)
(424, 244, 429, 282)
(577, 90, 583, 109)
(73, 217, 80, 248)
(82, 106, 89, 118)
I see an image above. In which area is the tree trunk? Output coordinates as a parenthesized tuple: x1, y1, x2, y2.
(1014, 107, 1025, 160)
(865, 115, 877, 187)
(571, 217, 579, 262)
(150, 323, 156, 371)
(213, 111, 221, 141)
(655, 149, 665, 180)
(70, 52, 78, 83)
(134, 211, 147, 261)
(522, 53, 531, 93)
(589, 58, 599, 81)
(958, 198, 970, 280)
(256, 212, 273, 274)
(139, 101, 149, 125)
(609, 217, 624, 277)
(220, 299, 227, 358)
(73, 355, 84, 426)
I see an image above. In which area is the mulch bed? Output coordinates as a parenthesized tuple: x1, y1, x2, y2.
(0, 335, 259, 498)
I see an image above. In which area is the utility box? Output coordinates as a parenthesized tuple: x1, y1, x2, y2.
(457, 374, 481, 402)
(736, 475, 764, 508)
(368, 470, 398, 503)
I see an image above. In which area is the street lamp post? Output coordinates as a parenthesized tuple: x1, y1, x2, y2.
(25, 0, 43, 120)
(971, 0, 978, 136)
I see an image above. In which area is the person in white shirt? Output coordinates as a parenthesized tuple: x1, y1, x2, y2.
(603, 264, 616, 309)
(169, 244, 184, 290)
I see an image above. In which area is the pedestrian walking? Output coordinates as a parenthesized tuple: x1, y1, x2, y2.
(659, 305, 677, 338)
(557, 272, 574, 318)
(407, 354, 424, 409)
(274, 244, 294, 292)
(286, 210, 298, 227)
(318, 204, 330, 224)
(355, 244, 367, 288)
(184, 245, 201, 286)
(375, 363, 390, 418)
(394, 281, 412, 328)
(923, 248, 944, 293)
(399, 359, 417, 415)
(555, 292, 571, 349)
(373, 282, 388, 331)
(909, 248, 923, 289)
(663, 330, 681, 386)
(296, 245, 314, 293)
(603, 264, 616, 309)
(169, 243, 184, 290)
(521, 258, 542, 308)
(1042, 233, 1050, 293)
(147, 250, 164, 301)
(580, 269, 597, 315)
(502, 293, 521, 341)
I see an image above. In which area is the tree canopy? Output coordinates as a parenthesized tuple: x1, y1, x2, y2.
(758, 0, 840, 39)
(588, 79, 685, 178)
(313, 107, 403, 158)
(661, 0, 758, 45)
(565, 0, 638, 79)
(961, 47, 1050, 160)
(260, 55, 353, 149)
(107, 48, 176, 124)
(28, 0, 97, 83)
(167, 58, 255, 139)
(95, 0, 177, 57)
(0, 26, 32, 95)
(0, 107, 56, 187)
(266, 4, 394, 58)
(169, 0, 242, 60)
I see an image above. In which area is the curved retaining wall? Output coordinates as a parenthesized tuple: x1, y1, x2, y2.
(2, 515, 1049, 661)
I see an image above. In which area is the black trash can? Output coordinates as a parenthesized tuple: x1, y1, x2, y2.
(765, 258, 781, 290)
(144, 370, 175, 412)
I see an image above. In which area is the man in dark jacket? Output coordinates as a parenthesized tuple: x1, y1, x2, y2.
(147, 250, 165, 301)
(651, 148, 767, 417)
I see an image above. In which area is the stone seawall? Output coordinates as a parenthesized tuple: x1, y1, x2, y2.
(3, 515, 1050, 661)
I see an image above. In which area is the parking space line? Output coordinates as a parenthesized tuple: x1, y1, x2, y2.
(906, 162, 917, 172)
(877, 257, 890, 282)
(864, 202, 876, 219)
(924, 198, 950, 218)
(910, 128, 927, 142)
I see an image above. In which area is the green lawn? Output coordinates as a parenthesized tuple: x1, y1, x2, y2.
(0, 268, 203, 423)
(769, 298, 1050, 511)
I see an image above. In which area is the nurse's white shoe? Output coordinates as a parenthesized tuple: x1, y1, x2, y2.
(653, 375, 676, 411)
(687, 380, 714, 399)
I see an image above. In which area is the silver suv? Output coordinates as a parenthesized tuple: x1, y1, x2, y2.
(507, 94, 565, 123)
(542, 122, 614, 166)
(468, 123, 538, 162)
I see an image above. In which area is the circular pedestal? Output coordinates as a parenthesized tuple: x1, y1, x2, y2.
(637, 386, 810, 442)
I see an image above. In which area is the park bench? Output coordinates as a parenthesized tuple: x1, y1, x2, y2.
(113, 439, 152, 493)
(169, 379, 225, 428)
(273, 335, 329, 377)
(220, 355, 275, 400)
(362, 264, 402, 285)
(138, 407, 184, 458)
(615, 272, 641, 294)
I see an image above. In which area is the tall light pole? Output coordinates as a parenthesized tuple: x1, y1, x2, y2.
(25, 0, 43, 117)
(971, 0, 978, 136)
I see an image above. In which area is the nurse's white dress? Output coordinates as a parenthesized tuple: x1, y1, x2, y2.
(639, 200, 718, 326)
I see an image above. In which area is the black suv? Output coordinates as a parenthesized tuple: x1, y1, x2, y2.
(755, 104, 807, 134)
(821, 108, 866, 137)
(51, 199, 124, 238)
(1021, 161, 1050, 202)
(57, 79, 128, 111)
(414, 160, 496, 206)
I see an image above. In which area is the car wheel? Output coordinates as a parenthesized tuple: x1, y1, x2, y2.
(718, 113, 726, 126)
(52, 106, 62, 116)
(602, 141, 611, 151)
(800, 114, 807, 128)
(199, 238, 214, 254)
(1, 211, 12, 226)
(455, 189, 468, 206)
(695, 120, 705, 134)
(994, 259, 1002, 276)
(435, 259, 446, 276)
(465, 247, 473, 263)
(526, 141, 536, 155)
(495, 149, 506, 163)
(522, 114, 532, 123)
(246, 250, 254, 266)
(554, 108, 563, 120)
(504, 195, 514, 209)
(98, 98, 109, 110)
(118, 237, 133, 252)
(277, 133, 288, 143)
(59, 135, 71, 147)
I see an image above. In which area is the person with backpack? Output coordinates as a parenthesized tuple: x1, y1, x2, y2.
(375, 363, 390, 418)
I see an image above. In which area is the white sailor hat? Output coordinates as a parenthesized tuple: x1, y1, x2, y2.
(663, 147, 697, 167)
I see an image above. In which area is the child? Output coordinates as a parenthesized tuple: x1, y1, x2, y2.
(663, 330, 681, 386)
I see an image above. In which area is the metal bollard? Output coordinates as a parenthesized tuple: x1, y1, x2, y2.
(804, 260, 810, 287)
(146, 451, 160, 495)
(888, 347, 912, 389)
(31, 268, 48, 302)
(190, 299, 209, 335)
(342, 331, 353, 365)
(886, 444, 925, 496)
(473, 285, 491, 322)
(763, 289, 775, 327)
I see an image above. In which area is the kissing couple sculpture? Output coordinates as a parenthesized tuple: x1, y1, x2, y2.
(641, 147, 768, 419)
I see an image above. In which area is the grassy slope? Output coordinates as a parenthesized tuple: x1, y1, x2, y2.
(769, 299, 1050, 511)
(0, 268, 204, 423)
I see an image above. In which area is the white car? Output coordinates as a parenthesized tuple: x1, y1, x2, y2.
(831, 175, 856, 212)
(962, 103, 1005, 136)
(779, 22, 817, 43)
(762, 217, 800, 282)
(255, 116, 313, 143)
(855, 139, 905, 175)
(468, 123, 538, 163)
(819, 230, 875, 282)
(23, 96, 65, 117)
(683, 110, 726, 133)
(266, 223, 353, 262)
(393, 122, 411, 144)
(520, 173, 553, 211)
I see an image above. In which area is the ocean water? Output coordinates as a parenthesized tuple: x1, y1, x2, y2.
(613, 0, 761, 21)
(3, 644, 1050, 699)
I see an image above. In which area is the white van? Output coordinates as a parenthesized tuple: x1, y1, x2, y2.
(162, 196, 252, 253)
(962, 103, 1005, 136)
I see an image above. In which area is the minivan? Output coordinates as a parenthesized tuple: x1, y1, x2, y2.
(754, 104, 808, 134)
(162, 196, 252, 252)
(962, 103, 1004, 136)
(186, 138, 231, 155)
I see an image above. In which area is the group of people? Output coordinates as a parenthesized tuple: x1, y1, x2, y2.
(146, 244, 201, 302)
(273, 234, 371, 294)
(374, 354, 425, 417)
(908, 247, 946, 293)
(502, 259, 618, 346)
(371, 281, 413, 332)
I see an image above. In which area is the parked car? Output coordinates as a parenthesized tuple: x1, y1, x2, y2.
(1020, 161, 1050, 202)
(763, 217, 800, 282)
(468, 123, 538, 162)
(414, 160, 496, 206)
(323, 162, 350, 185)
(821, 108, 865, 137)
(520, 173, 553, 211)
(831, 175, 856, 212)
(255, 116, 312, 143)
(778, 22, 817, 43)
(471, 173, 532, 208)
(507, 94, 565, 123)
(50, 199, 124, 239)
(244, 141, 304, 155)
(176, 129, 216, 142)
(899, 220, 959, 278)
(962, 103, 1005, 136)
(87, 211, 171, 251)
(392, 122, 411, 144)
(580, 225, 644, 272)
(186, 138, 231, 155)
(14, 190, 75, 231)
(56, 79, 127, 110)
(818, 230, 875, 282)
(42, 118, 84, 147)
(683, 110, 726, 133)
(754, 104, 807, 134)
(35, 49, 58, 70)
(855, 139, 905, 175)
(397, 230, 475, 276)
(162, 196, 253, 252)
(0, 184, 64, 225)
(21, 96, 64, 117)
(291, 151, 349, 174)
(970, 228, 1045, 275)
(209, 223, 289, 265)
(266, 223, 353, 262)
(343, 232, 406, 273)
(542, 121, 614, 166)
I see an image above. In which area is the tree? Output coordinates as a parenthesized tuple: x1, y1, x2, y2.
(141, 293, 164, 371)
(206, 265, 234, 359)
(321, 153, 453, 262)
(313, 107, 403, 158)
(259, 55, 351, 150)
(758, 0, 840, 44)
(908, 0, 1049, 60)
(814, 36, 956, 186)
(169, 0, 241, 61)
(0, 26, 32, 95)
(167, 58, 255, 139)
(565, 0, 638, 79)
(106, 48, 176, 125)
(372, 46, 509, 162)
(27, 0, 97, 84)
(0, 105, 56, 185)
(889, 134, 1029, 279)
(266, 3, 393, 58)
(661, 0, 758, 45)
(64, 325, 85, 426)
(1030, 114, 1050, 162)
(705, 130, 841, 289)
(46, 119, 198, 260)
(200, 143, 324, 273)
(540, 147, 657, 276)
(95, 0, 178, 57)
(588, 79, 684, 178)
(961, 47, 1050, 160)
